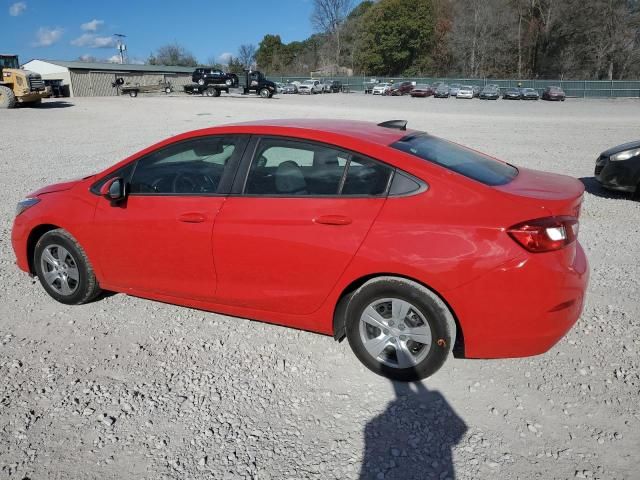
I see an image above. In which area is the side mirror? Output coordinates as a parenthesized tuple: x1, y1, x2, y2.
(99, 177, 126, 204)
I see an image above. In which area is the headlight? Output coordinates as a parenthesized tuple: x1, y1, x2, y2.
(610, 148, 640, 162)
(16, 197, 40, 216)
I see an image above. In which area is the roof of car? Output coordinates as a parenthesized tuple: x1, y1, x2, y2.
(223, 119, 413, 146)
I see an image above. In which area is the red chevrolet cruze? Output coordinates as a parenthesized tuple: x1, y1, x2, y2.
(12, 119, 588, 381)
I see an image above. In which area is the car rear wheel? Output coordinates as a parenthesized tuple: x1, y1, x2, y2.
(345, 277, 456, 382)
(34, 229, 101, 305)
(259, 88, 270, 98)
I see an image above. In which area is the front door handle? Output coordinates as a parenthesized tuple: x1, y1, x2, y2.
(178, 212, 206, 223)
(313, 215, 352, 226)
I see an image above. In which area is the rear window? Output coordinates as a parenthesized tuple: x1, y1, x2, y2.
(391, 133, 518, 186)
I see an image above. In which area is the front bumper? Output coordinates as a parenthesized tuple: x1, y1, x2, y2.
(445, 243, 589, 358)
(595, 156, 640, 192)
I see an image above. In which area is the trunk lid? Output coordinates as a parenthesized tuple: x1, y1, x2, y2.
(494, 166, 584, 217)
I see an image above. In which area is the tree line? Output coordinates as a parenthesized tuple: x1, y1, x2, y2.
(85, 0, 639, 80)
(254, 0, 640, 80)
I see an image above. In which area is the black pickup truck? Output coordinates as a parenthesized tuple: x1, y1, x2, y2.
(192, 68, 239, 87)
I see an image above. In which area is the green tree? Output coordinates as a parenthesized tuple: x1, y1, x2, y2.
(354, 0, 437, 75)
(255, 34, 285, 72)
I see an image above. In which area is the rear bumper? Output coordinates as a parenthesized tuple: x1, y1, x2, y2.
(446, 243, 589, 358)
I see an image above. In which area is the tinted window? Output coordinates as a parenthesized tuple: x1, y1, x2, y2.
(342, 156, 393, 195)
(130, 136, 245, 194)
(244, 138, 392, 196)
(245, 139, 348, 195)
(391, 133, 518, 186)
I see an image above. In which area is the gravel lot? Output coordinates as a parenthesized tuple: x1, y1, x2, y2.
(1, 93, 639, 480)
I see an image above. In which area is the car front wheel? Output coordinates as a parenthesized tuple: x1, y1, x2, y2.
(34, 229, 101, 305)
(345, 277, 456, 382)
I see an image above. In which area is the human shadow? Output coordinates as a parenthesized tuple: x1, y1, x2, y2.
(579, 176, 637, 200)
(359, 381, 467, 480)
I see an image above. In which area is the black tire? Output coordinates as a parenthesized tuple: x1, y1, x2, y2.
(34, 229, 101, 305)
(0, 85, 17, 109)
(225, 79, 233, 87)
(129, 90, 138, 98)
(259, 88, 270, 98)
(197, 79, 205, 86)
(164, 87, 171, 94)
(345, 277, 456, 382)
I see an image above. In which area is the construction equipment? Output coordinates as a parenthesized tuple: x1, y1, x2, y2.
(0, 54, 48, 108)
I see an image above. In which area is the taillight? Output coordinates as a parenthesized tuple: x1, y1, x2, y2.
(507, 216, 578, 253)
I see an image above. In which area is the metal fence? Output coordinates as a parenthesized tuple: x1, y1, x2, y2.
(270, 75, 640, 98)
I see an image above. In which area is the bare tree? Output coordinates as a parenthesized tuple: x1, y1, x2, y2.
(311, 0, 354, 64)
(237, 44, 257, 68)
(148, 43, 197, 67)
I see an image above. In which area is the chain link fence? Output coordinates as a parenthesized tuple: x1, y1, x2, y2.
(269, 75, 640, 98)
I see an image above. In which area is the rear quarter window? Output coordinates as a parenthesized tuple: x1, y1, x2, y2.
(391, 134, 518, 186)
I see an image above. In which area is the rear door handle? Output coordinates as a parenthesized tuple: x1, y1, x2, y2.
(178, 212, 206, 223)
(313, 215, 352, 226)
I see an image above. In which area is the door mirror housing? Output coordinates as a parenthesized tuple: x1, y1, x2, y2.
(99, 177, 126, 204)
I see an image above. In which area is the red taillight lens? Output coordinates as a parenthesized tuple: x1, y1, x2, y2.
(508, 216, 578, 253)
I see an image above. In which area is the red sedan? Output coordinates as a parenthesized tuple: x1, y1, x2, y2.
(11, 119, 588, 381)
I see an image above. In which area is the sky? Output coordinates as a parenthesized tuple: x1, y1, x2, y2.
(2, 0, 315, 65)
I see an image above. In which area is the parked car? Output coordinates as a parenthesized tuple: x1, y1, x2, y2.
(281, 83, 298, 94)
(328, 80, 342, 93)
(390, 81, 415, 96)
(449, 84, 461, 96)
(12, 118, 588, 382)
(542, 86, 566, 101)
(595, 140, 640, 195)
(472, 85, 482, 97)
(456, 85, 474, 99)
(191, 68, 239, 87)
(317, 80, 330, 93)
(298, 79, 323, 95)
(503, 88, 522, 100)
(372, 83, 391, 95)
(434, 84, 450, 98)
(410, 84, 433, 98)
(521, 88, 540, 100)
(479, 86, 500, 100)
(275, 82, 286, 93)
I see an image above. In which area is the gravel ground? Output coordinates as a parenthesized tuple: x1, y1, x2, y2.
(1, 93, 639, 480)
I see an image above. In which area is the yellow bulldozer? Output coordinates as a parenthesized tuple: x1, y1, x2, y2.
(0, 54, 48, 108)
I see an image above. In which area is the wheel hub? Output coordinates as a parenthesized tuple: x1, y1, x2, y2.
(359, 298, 432, 369)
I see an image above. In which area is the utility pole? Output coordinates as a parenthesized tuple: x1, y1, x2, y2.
(114, 34, 127, 64)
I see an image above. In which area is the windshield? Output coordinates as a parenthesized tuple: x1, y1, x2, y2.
(391, 133, 518, 186)
(0, 56, 20, 69)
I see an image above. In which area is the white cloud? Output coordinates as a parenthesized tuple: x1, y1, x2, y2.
(9, 2, 26, 16)
(32, 27, 63, 47)
(107, 55, 121, 63)
(218, 52, 233, 65)
(71, 33, 117, 48)
(81, 19, 104, 32)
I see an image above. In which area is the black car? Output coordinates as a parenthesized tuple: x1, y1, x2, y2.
(192, 68, 239, 87)
(542, 86, 566, 101)
(434, 84, 450, 98)
(595, 140, 640, 195)
(503, 88, 522, 100)
(328, 80, 342, 93)
(479, 86, 500, 100)
(521, 88, 540, 100)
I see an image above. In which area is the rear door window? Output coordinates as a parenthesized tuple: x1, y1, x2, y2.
(391, 133, 518, 186)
